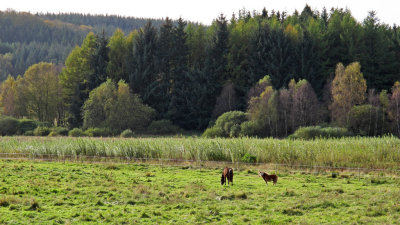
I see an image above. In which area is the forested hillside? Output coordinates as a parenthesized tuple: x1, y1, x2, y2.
(0, 9, 164, 79)
(1, 5, 400, 137)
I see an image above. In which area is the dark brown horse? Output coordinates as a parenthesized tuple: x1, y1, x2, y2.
(221, 167, 233, 185)
(258, 171, 278, 185)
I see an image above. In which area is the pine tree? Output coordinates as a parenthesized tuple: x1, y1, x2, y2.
(155, 17, 175, 118)
(88, 31, 109, 90)
(167, 18, 193, 128)
(197, 14, 229, 128)
(129, 21, 159, 105)
(360, 11, 398, 91)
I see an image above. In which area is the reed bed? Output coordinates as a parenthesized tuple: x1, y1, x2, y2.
(0, 136, 399, 169)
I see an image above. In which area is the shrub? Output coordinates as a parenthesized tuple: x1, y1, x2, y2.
(202, 111, 247, 138)
(33, 126, 51, 136)
(229, 124, 241, 138)
(68, 128, 86, 137)
(17, 119, 38, 134)
(48, 131, 59, 137)
(239, 121, 261, 137)
(348, 104, 384, 136)
(202, 127, 224, 138)
(24, 130, 34, 136)
(37, 121, 52, 128)
(120, 129, 134, 138)
(0, 116, 19, 136)
(146, 120, 179, 135)
(241, 153, 257, 163)
(51, 127, 69, 136)
(215, 111, 247, 136)
(290, 126, 351, 140)
(84, 127, 111, 137)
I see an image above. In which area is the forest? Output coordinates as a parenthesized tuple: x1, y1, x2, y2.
(0, 9, 164, 78)
(1, 5, 400, 138)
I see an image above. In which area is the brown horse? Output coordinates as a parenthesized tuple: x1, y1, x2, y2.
(259, 171, 278, 185)
(221, 167, 234, 185)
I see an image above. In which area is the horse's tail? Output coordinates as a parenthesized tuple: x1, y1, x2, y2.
(228, 168, 233, 182)
(273, 175, 278, 184)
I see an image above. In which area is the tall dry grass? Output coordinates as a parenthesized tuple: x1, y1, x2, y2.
(0, 136, 399, 169)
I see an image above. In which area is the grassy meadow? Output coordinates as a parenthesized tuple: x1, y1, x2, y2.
(0, 136, 400, 169)
(0, 160, 400, 224)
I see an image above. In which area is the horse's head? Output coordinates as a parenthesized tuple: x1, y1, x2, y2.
(258, 171, 264, 177)
(221, 173, 225, 185)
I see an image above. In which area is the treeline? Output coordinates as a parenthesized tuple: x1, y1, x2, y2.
(1, 5, 400, 137)
(0, 9, 164, 79)
(205, 63, 400, 138)
(38, 12, 164, 34)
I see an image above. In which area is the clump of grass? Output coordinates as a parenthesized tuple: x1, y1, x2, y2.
(28, 199, 39, 210)
(366, 207, 388, 217)
(247, 169, 257, 174)
(313, 201, 337, 209)
(370, 178, 388, 185)
(95, 200, 104, 206)
(9, 205, 19, 210)
(145, 172, 154, 177)
(322, 188, 344, 194)
(140, 212, 150, 218)
(106, 164, 119, 170)
(153, 211, 162, 216)
(282, 208, 304, 216)
(0, 198, 9, 207)
(235, 192, 247, 199)
(126, 200, 136, 205)
(283, 189, 296, 197)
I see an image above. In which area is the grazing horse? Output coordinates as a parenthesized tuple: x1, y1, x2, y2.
(221, 167, 234, 185)
(259, 171, 278, 185)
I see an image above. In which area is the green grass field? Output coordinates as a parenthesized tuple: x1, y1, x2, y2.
(1, 160, 400, 224)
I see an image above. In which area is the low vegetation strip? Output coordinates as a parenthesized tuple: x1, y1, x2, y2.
(0, 160, 399, 224)
(0, 136, 399, 169)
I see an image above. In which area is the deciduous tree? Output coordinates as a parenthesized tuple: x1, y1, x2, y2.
(331, 62, 367, 126)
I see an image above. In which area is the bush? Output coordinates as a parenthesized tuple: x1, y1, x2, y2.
(33, 126, 51, 136)
(290, 126, 351, 140)
(120, 129, 134, 138)
(68, 128, 86, 137)
(0, 116, 19, 136)
(37, 121, 52, 128)
(146, 120, 179, 135)
(24, 130, 34, 136)
(202, 111, 247, 138)
(229, 124, 241, 138)
(51, 127, 69, 136)
(215, 111, 247, 136)
(239, 121, 261, 137)
(48, 131, 59, 137)
(241, 153, 257, 163)
(17, 119, 38, 134)
(202, 127, 224, 138)
(84, 127, 111, 137)
(348, 104, 384, 136)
